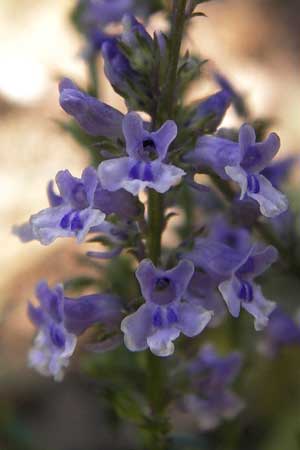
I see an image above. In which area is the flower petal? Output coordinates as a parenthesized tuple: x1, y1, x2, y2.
(238, 123, 256, 158)
(122, 112, 144, 158)
(242, 284, 276, 330)
(59, 78, 124, 138)
(218, 276, 241, 318)
(165, 260, 195, 301)
(98, 158, 185, 195)
(152, 120, 177, 160)
(12, 222, 36, 243)
(247, 174, 288, 218)
(135, 259, 157, 303)
(147, 327, 180, 357)
(225, 165, 248, 199)
(242, 131, 280, 173)
(178, 302, 213, 337)
(98, 157, 133, 192)
(148, 161, 185, 193)
(121, 304, 153, 352)
(64, 294, 122, 335)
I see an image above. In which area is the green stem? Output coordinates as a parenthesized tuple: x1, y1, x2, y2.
(87, 57, 99, 98)
(144, 2, 187, 449)
(147, 190, 164, 265)
(163, 0, 187, 118)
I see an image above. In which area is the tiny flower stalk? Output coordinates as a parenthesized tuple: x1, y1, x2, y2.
(145, 1, 188, 448)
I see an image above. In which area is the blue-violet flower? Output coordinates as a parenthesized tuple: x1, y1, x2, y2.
(121, 259, 213, 356)
(98, 112, 185, 195)
(28, 281, 122, 380)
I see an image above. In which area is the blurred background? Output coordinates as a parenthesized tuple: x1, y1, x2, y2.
(1, 0, 300, 449)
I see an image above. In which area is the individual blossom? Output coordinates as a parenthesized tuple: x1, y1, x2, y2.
(79, 0, 134, 29)
(259, 307, 300, 357)
(213, 71, 248, 117)
(101, 40, 140, 97)
(188, 89, 232, 132)
(184, 123, 288, 217)
(59, 78, 124, 139)
(185, 221, 277, 330)
(184, 344, 244, 430)
(121, 259, 213, 357)
(14, 167, 105, 245)
(121, 13, 152, 48)
(98, 112, 185, 195)
(14, 166, 140, 245)
(28, 281, 122, 380)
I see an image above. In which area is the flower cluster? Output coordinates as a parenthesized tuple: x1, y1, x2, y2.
(12, 2, 299, 444)
(14, 11, 288, 373)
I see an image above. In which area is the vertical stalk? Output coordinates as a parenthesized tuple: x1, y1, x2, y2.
(145, 2, 187, 449)
(87, 57, 99, 98)
(164, 0, 187, 119)
(147, 190, 164, 265)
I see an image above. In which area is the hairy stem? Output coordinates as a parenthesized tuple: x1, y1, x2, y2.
(144, 1, 187, 449)
(87, 57, 99, 98)
(147, 190, 164, 265)
(164, 0, 187, 118)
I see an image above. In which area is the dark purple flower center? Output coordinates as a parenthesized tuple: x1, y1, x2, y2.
(155, 277, 170, 290)
(247, 174, 260, 194)
(223, 232, 238, 248)
(238, 280, 253, 302)
(138, 138, 158, 162)
(151, 277, 176, 306)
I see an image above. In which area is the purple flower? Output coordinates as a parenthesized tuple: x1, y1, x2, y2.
(185, 221, 277, 329)
(102, 40, 139, 96)
(80, 0, 134, 29)
(121, 14, 152, 48)
(121, 259, 212, 357)
(59, 78, 124, 138)
(214, 71, 247, 117)
(185, 124, 288, 217)
(15, 167, 105, 245)
(98, 112, 184, 195)
(14, 166, 141, 245)
(189, 89, 232, 131)
(261, 156, 297, 189)
(84, 29, 116, 58)
(260, 308, 300, 357)
(28, 281, 122, 380)
(184, 344, 244, 430)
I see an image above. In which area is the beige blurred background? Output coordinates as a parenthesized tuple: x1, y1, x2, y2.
(1, 0, 300, 382)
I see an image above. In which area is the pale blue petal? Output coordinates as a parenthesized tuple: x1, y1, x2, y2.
(121, 304, 153, 352)
(247, 174, 288, 218)
(218, 276, 241, 317)
(242, 284, 276, 330)
(147, 327, 180, 357)
(178, 302, 213, 337)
